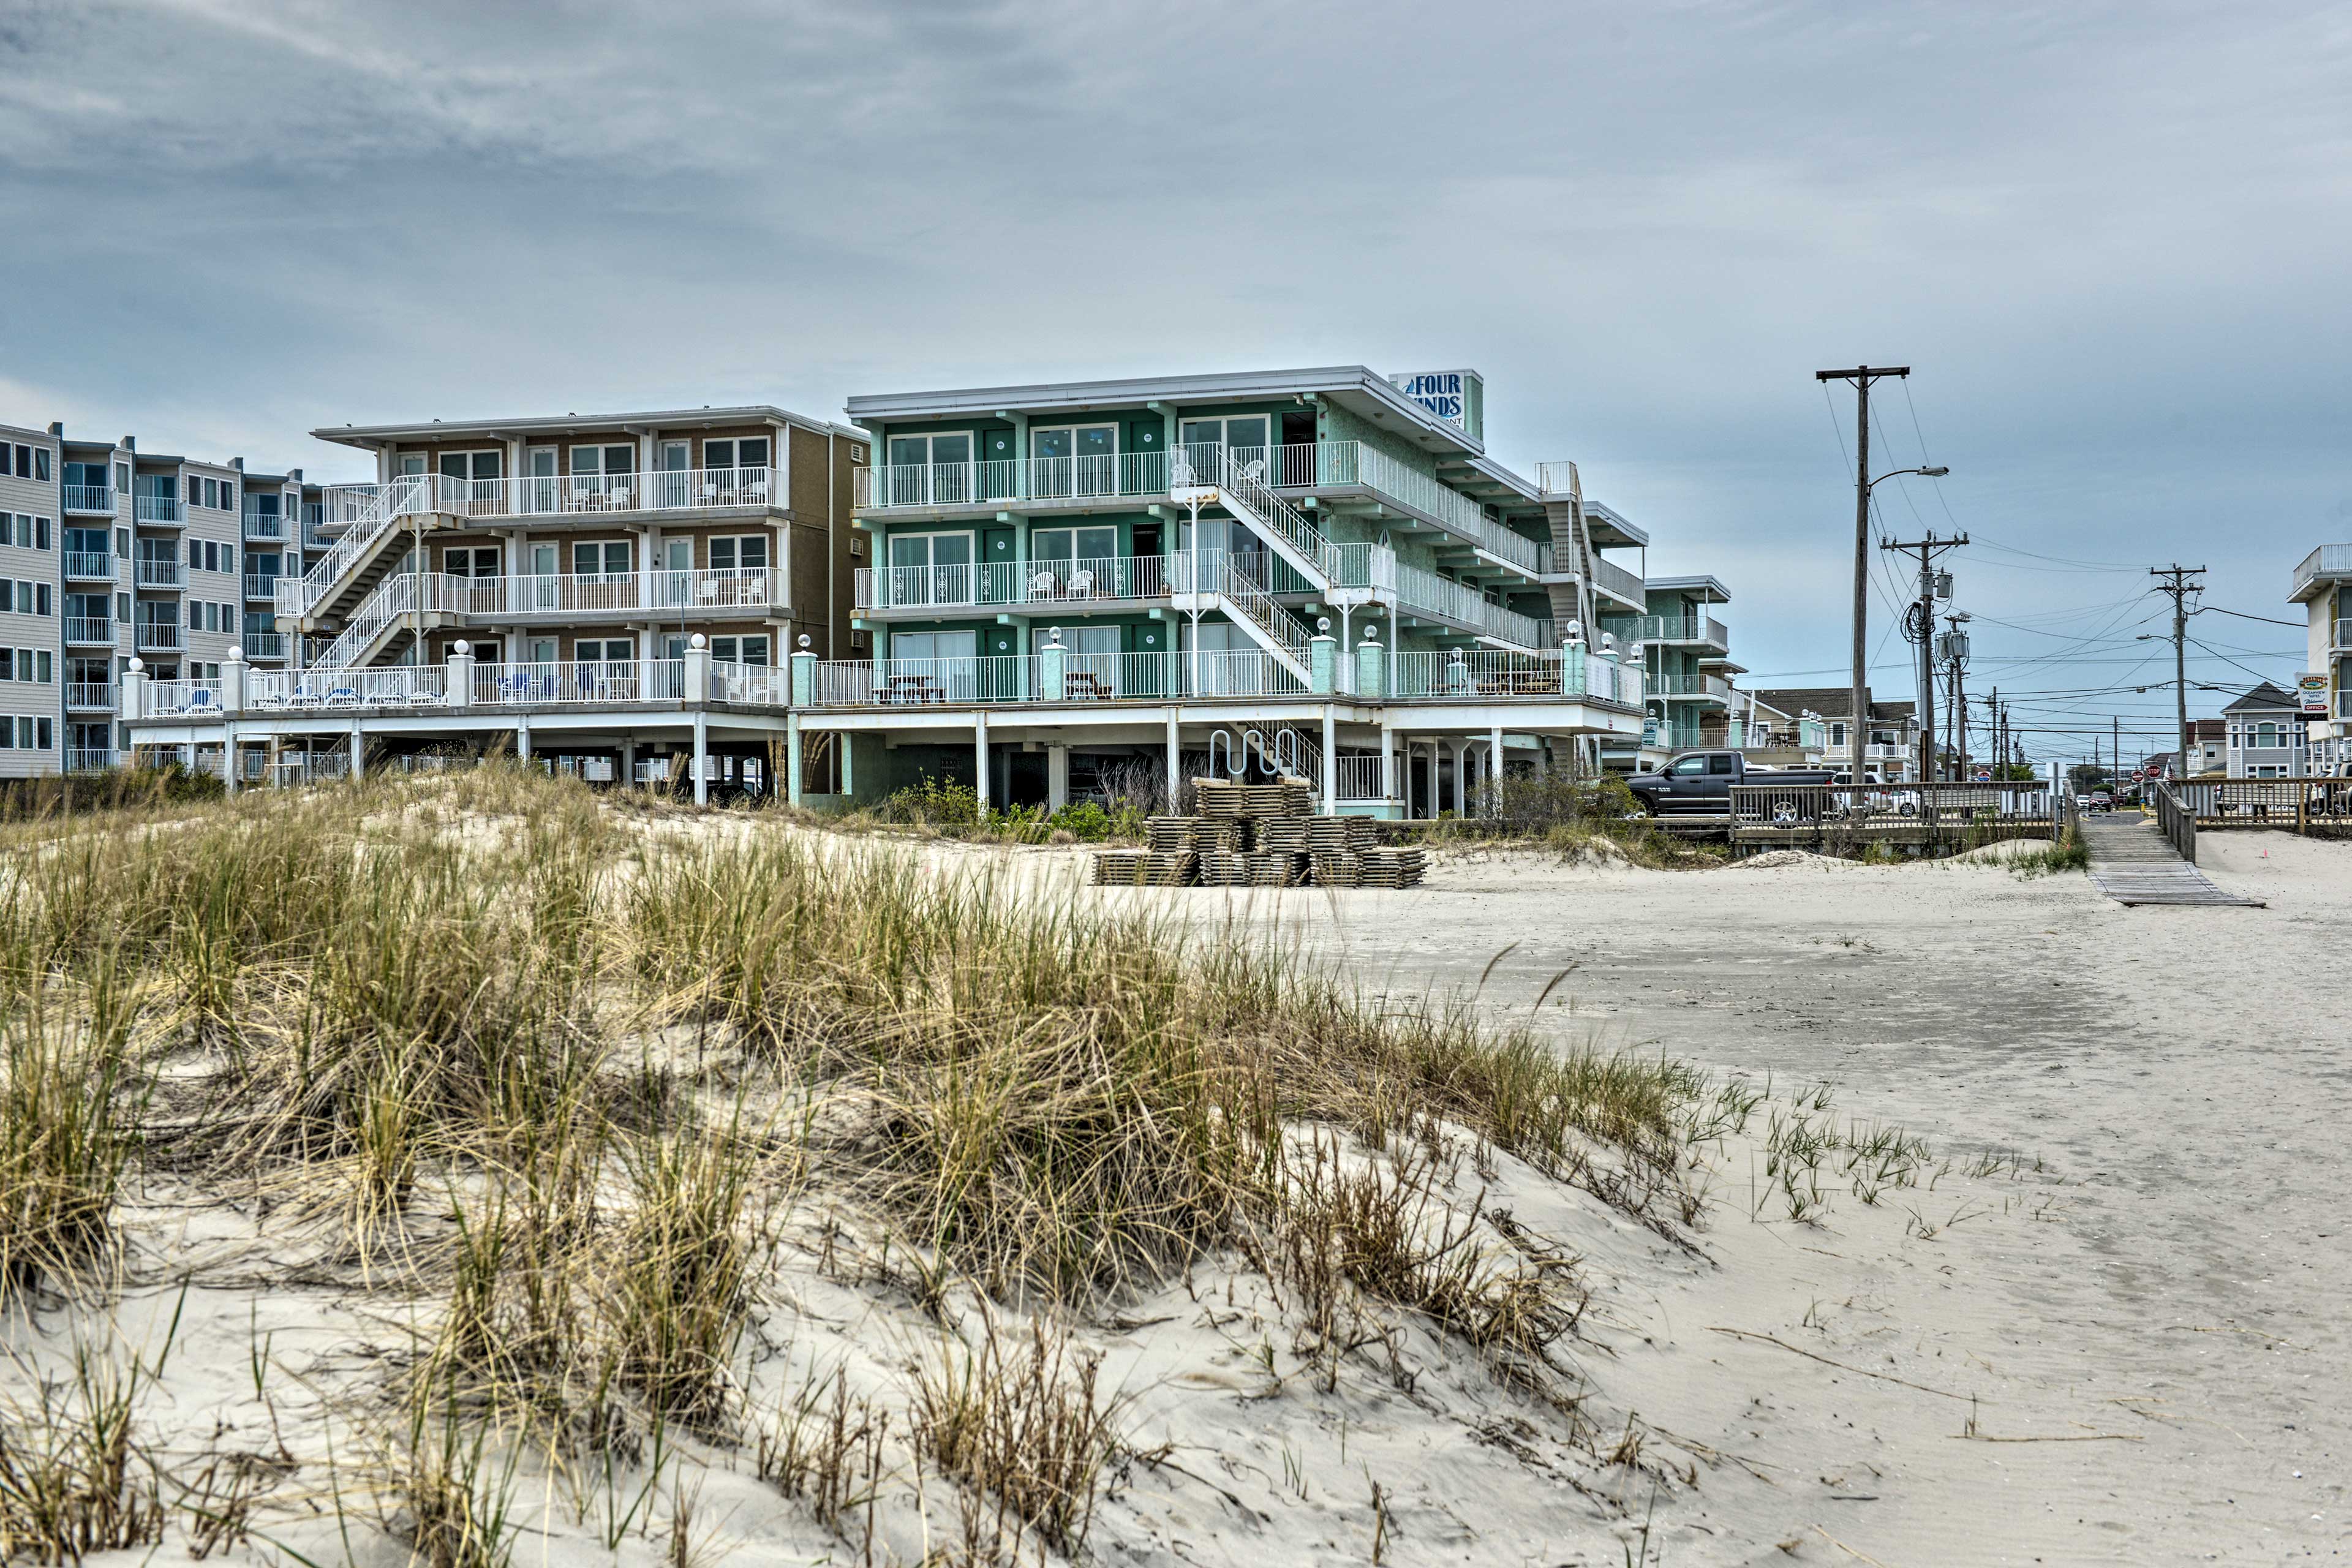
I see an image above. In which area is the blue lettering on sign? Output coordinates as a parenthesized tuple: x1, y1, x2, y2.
(1395, 371, 1468, 428)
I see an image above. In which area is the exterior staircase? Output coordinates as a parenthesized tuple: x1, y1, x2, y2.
(311, 570, 430, 669)
(277, 475, 458, 628)
(1536, 461, 1598, 639)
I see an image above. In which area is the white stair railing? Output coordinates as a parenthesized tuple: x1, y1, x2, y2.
(312, 571, 418, 670)
(1205, 557, 1314, 679)
(276, 474, 441, 619)
(1180, 446, 1351, 592)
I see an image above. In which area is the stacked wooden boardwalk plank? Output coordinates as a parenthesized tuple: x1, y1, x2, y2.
(2081, 816, 2264, 908)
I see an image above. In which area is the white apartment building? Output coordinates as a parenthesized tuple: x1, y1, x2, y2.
(2290, 543, 2350, 774)
(0, 421, 63, 777)
(2220, 682, 2307, 778)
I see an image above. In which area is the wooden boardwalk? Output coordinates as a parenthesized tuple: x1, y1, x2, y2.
(2081, 815, 2265, 908)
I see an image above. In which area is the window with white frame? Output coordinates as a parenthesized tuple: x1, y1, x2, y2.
(576, 637, 632, 663)
(710, 635, 771, 665)
(709, 535, 770, 571)
(1030, 424, 1117, 497)
(571, 541, 631, 578)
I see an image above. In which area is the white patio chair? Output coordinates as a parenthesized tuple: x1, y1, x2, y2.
(609, 486, 633, 511)
(1066, 568, 1096, 598)
(744, 478, 769, 504)
(1028, 570, 1058, 599)
(325, 687, 360, 709)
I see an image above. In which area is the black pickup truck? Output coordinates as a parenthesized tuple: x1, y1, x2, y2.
(1626, 750, 1839, 815)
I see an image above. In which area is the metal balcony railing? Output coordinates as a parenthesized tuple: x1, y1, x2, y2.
(62, 551, 115, 581)
(135, 559, 183, 589)
(134, 494, 181, 524)
(62, 484, 115, 514)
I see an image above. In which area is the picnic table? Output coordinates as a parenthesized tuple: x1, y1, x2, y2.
(1063, 672, 1113, 701)
(883, 675, 947, 705)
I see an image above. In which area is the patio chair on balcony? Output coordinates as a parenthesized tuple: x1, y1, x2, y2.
(743, 476, 769, 505)
(325, 687, 360, 709)
(1028, 570, 1059, 600)
(699, 480, 720, 506)
(251, 692, 287, 712)
(608, 485, 633, 511)
(187, 689, 222, 716)
(1065, 568, 1097, 598)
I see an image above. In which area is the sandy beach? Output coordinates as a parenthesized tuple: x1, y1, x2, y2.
(1074, 827, 2351, 1564)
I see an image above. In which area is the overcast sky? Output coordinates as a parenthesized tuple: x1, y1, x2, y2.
(4, 0, 2345, 760)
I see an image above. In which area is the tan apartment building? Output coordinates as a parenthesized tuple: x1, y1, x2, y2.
(1, 421, 63, 777)
(288, 406, 866, 684)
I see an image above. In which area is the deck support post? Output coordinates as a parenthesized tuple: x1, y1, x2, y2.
(787, 713, 804, 805)
(1380, 722, 1395, 805)
(1425, 741, 1439, 821)
(514, 717, 529, 763)
(1164, 707, 1180, 807)
(1452, 741, 1468, 817)
(1047, 744, 1069, 812)
(1490, 723, 1504, 812)
(352, 717, 367, 775)
(692, 711, 709, 805)
(1321, 704, 1337, 813)
(974, 710, 990, 810)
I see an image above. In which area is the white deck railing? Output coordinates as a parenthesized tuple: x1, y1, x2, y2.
(63, 551, 115, 581)
(133, 494, 181, 523)
(64, 484, 115, 513)
(242, 509, 286, 540)
(65, 616, 115, 645)
(134, 559, 183, 588)
(136, 622, 181, 650)
(856, 439, 1553, 578)
(2292, 543, 2352, 598)
(66, 748, 118, 773)
(1605, 613, 1730, 647)
(471, 660, 685, 706)
(65, 682, 116, 710)
(1392, 562, 1549, 649)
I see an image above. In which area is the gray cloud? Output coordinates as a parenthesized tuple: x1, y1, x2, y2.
(4, 0, 2344, 755)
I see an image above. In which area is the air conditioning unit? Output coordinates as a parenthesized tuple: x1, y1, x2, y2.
(849, 535, 865, 557)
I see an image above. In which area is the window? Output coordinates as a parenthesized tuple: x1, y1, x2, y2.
(444, 546, 500, 578)
(437, 450, 503, 484)
(884, 531, 973, 605)
(187, 538, 201, 568)
(1031, 525, 1118, 575)
(115, 462, 129, 492)
(10, 444, 27, 476)
(1830, 722, 1848, 748)
(204, 540, 221, 573)
(35, 584, 48, 616)
(704, 437, 771, 472)
(115, 529, 129, 558)
(116, 593, 130, 622)
(1030, 424, 1117, 497)
(883, 432, 972, 503)
(709, 535, 770, 571)
(1178, 415, 1270, 464)
(1708, 754, 1736, 774)
(889, 630, 976, 663)
(34, 518, 48, 551)
(710, 635, 771, 665)
(36, 650, 49, 683)
(0, 649, 10, 678)
(576, 638, 632, 663)
(571, 541, 630, 578)
(35, 449, 51, 481)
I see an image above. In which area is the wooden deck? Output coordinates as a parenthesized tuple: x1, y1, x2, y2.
(2081, 815, 2265, 908)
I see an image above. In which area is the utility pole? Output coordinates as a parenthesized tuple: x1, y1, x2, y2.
(1936, 609, 1970, 783)
(1818, 365, 1910, 783)
(2150, 565, 2204, 787)
(1882, 530, 1966, 782)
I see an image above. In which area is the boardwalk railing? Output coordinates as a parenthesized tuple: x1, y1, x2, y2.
(2150, 783, 2197, 863)
(1727, 782, 2056, 853)
(2168, 777, 2352, 830)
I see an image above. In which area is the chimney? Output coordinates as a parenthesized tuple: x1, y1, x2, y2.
(231, 457, 244, 472)
(288, 466, 303, 483)
(47, 421, 62, 437)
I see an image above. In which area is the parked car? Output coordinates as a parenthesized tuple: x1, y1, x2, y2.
(2091, 790, 2113, 811)
(1626, 750, 1838, 815)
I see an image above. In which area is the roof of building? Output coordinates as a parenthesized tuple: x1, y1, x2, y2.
(2222, 681, 2300, 714)
(845, 366, 1487, 461)
(1751, 686, 1916, 723)
(1643, 573, 1729, 605)
(311, 404, 858, 449)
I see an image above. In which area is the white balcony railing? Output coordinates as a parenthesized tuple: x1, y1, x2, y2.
(134, 494, 181, 524)
(247, 665, 453, 709)
(242, 630, 288, 661)
(708, 660, 787, 706)
(136, 622, 182, 651)
(470, 660, 685, 706)
(856, 440, 1553, 578)
(243, 573, 281, 600)
(63, 484, 116, 514)
(65, 682, 116, 711)
(1605, 613, 1729, 647)
(349, 467, 781, 523)
(2292, 544, 2352, 598)
(63, 551, 115, 581)
(65, 616, 116, 646)
(66, 748, 118, 773)
(1392, 560, 1551, 649)
(242, 510, 286, 540)
(1593, 555, 1646, 606)
(135, 559, 184, 589)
